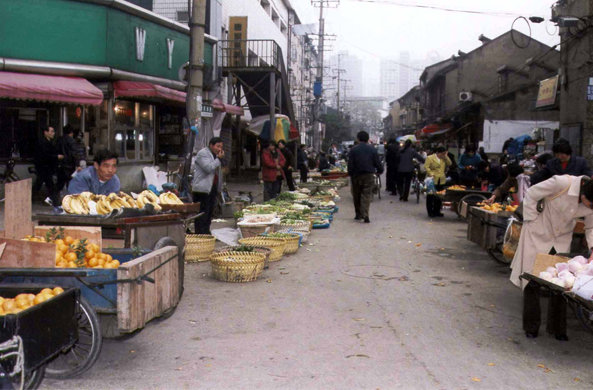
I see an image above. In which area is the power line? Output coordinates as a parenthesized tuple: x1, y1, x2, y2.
(341, 40, 425, 71)
(344, 0, 523, 17)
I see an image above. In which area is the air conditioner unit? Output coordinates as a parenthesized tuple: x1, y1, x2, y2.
(459, 91, 473, 102)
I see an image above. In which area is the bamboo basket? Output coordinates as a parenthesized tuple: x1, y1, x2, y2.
(277, 220, 310, 232)
(264, 233, 300, 254)
(238, 237, 286, 262)
(185, 234, 216, 262)
(216, 245, 272, 267)
(277, 227, 310, 243)
(210, 252, 266, 283)
(238, 223, 276, 238)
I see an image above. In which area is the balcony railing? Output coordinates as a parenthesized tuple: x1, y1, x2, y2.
(220, 39, 281, 70)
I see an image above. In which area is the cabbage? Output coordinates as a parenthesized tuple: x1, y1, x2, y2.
(551, 278, 566, 288)
(558, 269, 573, 279)
(539, 272, 553, 281)
(568, 260, 583, 273)
(572, 256, 589, 265)
(564, 274, 576, 289)
(585, 263, 593, 276)
(546, 266, 558, 277)
(556, 263, 569, 273)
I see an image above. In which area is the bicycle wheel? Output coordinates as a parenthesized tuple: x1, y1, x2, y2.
(415, 181, 421, 203)
(377, 176, 382, 199)
(487, 241, 512, 265)
(45, 297, 102, 379)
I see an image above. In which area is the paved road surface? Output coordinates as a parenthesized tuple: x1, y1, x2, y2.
(42, 182, 593, 389)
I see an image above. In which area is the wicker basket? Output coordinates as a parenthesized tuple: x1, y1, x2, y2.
(238, 223, 276, 238)
(278, 221, 310, 232)
(210, 252, 266, 283)
(265, 233, 300, 254)
(216, 245, 272, 267)
(238, 237, 286, 262)
(185, 234, 216, 262)
(277, 228, 310, 243)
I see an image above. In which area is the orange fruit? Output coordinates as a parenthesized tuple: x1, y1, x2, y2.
(40, 288, 53, 295)
(67, 261, 78, 268)
(33, 294, 47, 305)
(98, 253, 107, 260)
(85, 250, 95, 259)
(91, 244, 100, 253)
(88, 258, 98, 267)
(55, 251, 62, 261)
(3, 300, 16, 312)
(97, 258, 105, 266)
(16, 299, 30, 309)
(104, 262, 114, 269)
(11, 308, 23, 314)
(105, 254, 113, 262)
(0, 297, 5, 306)
(93, 265, 103, 269)
(64, 236, 74, 245)
(53, 287, 64, 295)
(65, 252, 77, 262)
(27, 294, 35, 302)
(56, 261, 67, 268)
(110, 260, 120, 268)
(59, 244, 69, 254)
(72, 239, 80, 247)
(55, 239, 65, 246)
(15, 294, 29, 301)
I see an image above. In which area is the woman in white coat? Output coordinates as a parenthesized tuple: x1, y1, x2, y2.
(510, 175, 593, 340)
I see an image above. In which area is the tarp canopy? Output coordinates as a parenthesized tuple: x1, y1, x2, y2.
(417, 123, 453, 139)
(397, 134, 417, 143)
(248, 114, 298, 141)
(0, 71, 103, 105)
(113, 81, 185, 104)
(212, 99, 245, 116)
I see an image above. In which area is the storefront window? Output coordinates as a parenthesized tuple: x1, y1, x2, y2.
(85, 101, 109, 157)
(113, 100, 154, 161)
(65, 105, 83, 134)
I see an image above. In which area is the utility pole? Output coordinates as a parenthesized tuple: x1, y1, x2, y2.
(334, 53, 346, 117)
(182, 0, 206, 194)
(311, 0, 339, 152)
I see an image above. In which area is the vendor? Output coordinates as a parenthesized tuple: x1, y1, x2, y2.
(510, 175, 593, 341)
(530, 139, 592, 186)
(68, 149, 120, 195)
(485, 163, 524, 204)
(458, 146, 482, 186)
(424, 146, 451, 217)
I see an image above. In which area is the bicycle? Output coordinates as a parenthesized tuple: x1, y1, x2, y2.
(373, 173, 382, 200)
(411, 167, 422, 204)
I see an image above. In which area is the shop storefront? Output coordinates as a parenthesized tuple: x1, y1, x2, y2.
(0, 0, 219, 192)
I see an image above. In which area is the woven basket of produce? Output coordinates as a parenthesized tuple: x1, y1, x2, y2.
(238, 237, 286, 262)
(262, 232, 301, 255)
(210, 251, 266, 283)
(216, 245, 272, 267)
(277, 228, 310, 243)
(185, 234, 216, 262)
(278, 220, 310, 232)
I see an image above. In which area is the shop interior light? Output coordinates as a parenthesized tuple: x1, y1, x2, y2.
(115, 134, 123, 141)
(139, 134, 144, 141)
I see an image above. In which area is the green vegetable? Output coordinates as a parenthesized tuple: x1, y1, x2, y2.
(228, 245, 254, 252)
(233, 211, 244, 219)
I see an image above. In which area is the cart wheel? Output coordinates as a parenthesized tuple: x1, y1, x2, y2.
(487, 242, 512, 265)
(45, 297, 102, 379)
(154, 237, 184, 301)
(99, 314, 142, 340)
(457, 194, 487, 219)
(576, 305, 593, 335)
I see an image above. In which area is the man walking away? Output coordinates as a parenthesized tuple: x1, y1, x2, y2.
(297, 144, 309, 183)
(56, 125, 80, 195)
(34, 126, 64, 208)
(277, 140, 295, 191)
(348, 131, 384, 223)
(191, 137, 224, 234)
(385, 138, 400, 196)
(397, 139, 425, 201)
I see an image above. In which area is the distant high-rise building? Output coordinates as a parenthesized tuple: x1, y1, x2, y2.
(398, 51, 411, 98)
(380, 58, 398, 100)
(341, 52, 363, 97)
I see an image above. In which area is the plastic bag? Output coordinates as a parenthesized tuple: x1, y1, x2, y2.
(502, 217, 522, 260)
(425, 177, 436, 194)
(572, 275, 593, 300)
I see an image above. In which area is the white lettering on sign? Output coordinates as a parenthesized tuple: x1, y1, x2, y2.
(135, 27, 146, 61)
(167, 39, 175, 69)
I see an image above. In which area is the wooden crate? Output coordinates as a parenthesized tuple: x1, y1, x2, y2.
(0, 238, 55, 268)
(117, 246, 180, 333)
(467, 207, 512, 249)
(34, 226, 102, 248)
(531, 253, 569, 276)
(0, 179, 34, 239)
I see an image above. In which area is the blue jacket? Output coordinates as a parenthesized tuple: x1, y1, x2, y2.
(68, 166, 121, 195)
(530, 156, 593, 186)
(458, 154, 482, 171)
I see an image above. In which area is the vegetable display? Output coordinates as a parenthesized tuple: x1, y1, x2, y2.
(538, 256, 593, 289)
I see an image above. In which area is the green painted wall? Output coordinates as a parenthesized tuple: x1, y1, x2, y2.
(0, 0, 212, 80)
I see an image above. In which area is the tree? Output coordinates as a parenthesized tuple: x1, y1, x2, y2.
(320, 109, 353, 151)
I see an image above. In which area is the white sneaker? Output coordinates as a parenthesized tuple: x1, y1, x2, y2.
(44, 197, 53, 206)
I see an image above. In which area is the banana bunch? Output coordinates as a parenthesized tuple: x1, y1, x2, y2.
(95, 195, 114, 215)
(62, 194, 90, 215)
(137, 190, 162, 211)
(159, 192, 183, 205)
(119, 192, 138, 208)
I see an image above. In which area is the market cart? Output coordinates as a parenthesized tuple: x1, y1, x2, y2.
(439, 188, 492, 217)
(467, 206, 516, 265)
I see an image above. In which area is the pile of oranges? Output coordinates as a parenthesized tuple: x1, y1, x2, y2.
(0, 287, 64, 315)
(54, 236, 120, 269)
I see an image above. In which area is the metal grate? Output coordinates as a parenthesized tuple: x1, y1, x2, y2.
(152, 0, 191, 24)
(220, 40, 281, 70)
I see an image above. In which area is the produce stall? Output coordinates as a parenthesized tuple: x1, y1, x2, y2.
(437, 185, 492, 217)
(520, 253, 593, 335)
(466, 204, 518, 265)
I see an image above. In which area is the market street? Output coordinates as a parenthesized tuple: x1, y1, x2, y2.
(41, 182, 593, 390)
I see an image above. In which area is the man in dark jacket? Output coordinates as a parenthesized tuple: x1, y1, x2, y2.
(530, 139, 593, 186)
(277, 140, 295, 191)
(34, 126, 64, 207)
(318, 152, 330, 171)
(56, 125, 80, 195)
(385, 138, 400, 195)
(348, 131, 384, 223)
(297, 144, 308, 183)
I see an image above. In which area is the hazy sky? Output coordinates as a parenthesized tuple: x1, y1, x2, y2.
(292, 0, 560, 95)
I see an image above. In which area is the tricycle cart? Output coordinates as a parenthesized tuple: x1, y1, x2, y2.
(0, 285, 80, 389)
(440, 188, 492, 218)
(466, 206, 516, 265)
(0, 244, 180, 380)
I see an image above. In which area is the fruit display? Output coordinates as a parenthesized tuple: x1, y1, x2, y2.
(477, 202, 518, 213)
(447, 185, 467, 191)
(62, 190, 183, 215)
(0, 287, 64, 315)
(23, 230, 120, 269)
(538, 256, 593, 289)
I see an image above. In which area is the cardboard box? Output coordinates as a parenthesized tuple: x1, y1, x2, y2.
(531, 253, 570, 276)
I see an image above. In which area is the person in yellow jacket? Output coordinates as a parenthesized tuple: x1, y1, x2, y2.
(424, 146, 452, 217)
